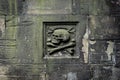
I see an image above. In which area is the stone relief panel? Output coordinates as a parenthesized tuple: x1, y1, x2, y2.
(43, 22, 78, 58)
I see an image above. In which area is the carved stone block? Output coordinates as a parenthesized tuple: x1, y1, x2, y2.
(43, 22, 78, 58)
(27, 0, 72, 14)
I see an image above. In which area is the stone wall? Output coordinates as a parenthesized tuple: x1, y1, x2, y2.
(0, 0, 119, 80)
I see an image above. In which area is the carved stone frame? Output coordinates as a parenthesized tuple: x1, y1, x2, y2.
(43, 22, 79, 59)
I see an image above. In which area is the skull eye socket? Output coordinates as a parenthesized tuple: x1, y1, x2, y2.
(58, 35, 62, 39)
(52, 34, 62, 39)
(55, 35, 59, 37)
(52, 34, 58, 37)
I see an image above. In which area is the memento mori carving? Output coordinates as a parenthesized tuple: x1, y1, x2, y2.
(50, 29, 70, 45)
(46, 27, 76, 57)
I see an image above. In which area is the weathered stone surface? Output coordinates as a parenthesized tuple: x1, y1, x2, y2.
(0, 0, 119, 80)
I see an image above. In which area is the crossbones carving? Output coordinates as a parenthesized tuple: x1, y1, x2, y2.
(47, 28, 76, 56)
(48, 42, 75, 55)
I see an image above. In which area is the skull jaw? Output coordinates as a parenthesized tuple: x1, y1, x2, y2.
(51, 39, 61, 45)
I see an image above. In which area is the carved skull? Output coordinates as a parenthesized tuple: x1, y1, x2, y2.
(51, 29, 70, 44)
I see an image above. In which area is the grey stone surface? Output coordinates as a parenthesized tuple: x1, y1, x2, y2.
(0, 0, 119, 80)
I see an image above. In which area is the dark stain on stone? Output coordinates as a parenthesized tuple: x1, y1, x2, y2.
(106, 0, 120, 68)
(7, 65, 32, 80)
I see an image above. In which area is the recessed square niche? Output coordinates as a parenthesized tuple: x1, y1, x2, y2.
(43, 22, 79, 59)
